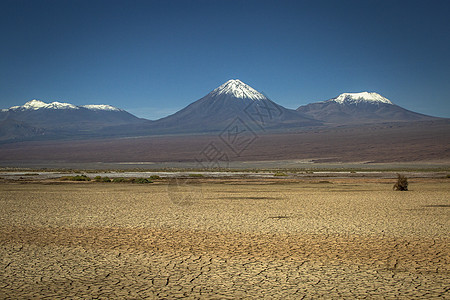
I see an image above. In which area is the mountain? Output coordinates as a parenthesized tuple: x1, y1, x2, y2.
(1, 100, 141, 126)
(0, 100, 146, 141)
(151, 79, 320, 133)
(296, 92, 438, 124)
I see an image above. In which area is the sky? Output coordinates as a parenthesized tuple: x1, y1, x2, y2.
(1, 0, 449, 119)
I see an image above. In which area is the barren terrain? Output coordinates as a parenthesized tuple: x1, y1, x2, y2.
(0, 120, 448, 166)
(0, 177, 449, 298)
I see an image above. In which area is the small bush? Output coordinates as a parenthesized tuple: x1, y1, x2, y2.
(189, 174, 204, 178)
(149, 175, 161, 180)
(73, 175, 91, 181)
(393, 174, 408, 191)
(274, 172, 287, 176)
(60, 175, 91, 181)
(113, 177, 139, 183)
(112, 177, 126, 183)
(135, 178, 153, 184)
(93, 176, 111, 182)
(100, 176, 111, 182)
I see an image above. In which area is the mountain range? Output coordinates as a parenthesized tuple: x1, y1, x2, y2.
(0, 79, 442, 142)
(0, 100, 145, 141)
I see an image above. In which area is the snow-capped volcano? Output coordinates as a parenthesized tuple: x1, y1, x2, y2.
(3, 100, 122, 112)
(152, 79, 319, 133)
(209, 79, 267, 100)
(297, 92, 435, 124)
(0, 99, 144, 141)
(330, 92, 393, 105)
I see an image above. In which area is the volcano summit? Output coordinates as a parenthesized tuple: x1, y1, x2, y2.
(297, 92, 436, 124)
(151, 79, 320, 133)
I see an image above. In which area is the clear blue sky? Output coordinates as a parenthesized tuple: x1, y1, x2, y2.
(1, 0, 449, 119)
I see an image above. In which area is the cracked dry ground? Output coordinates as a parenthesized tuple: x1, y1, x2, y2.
(0, 179, 449, 299)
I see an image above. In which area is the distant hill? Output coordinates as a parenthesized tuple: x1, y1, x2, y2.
(296, 92, 438, 124)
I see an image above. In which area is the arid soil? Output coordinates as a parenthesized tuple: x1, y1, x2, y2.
(0, 178, 449, 298)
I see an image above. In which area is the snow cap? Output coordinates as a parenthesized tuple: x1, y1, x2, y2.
(210, 79, 267, 100)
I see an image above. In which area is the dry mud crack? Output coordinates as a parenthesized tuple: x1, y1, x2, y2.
(0, 180, 449, 298)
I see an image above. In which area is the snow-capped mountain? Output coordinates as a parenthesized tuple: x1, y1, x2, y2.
(209, 79, 267, 100)
(297, 92, 436, 124)
(0, 99, 145, 142)
(151, 79, 320, 133)
(2, 99, 122, 112)
(330, 92, 393, 105)
(14, 99, 78, 110)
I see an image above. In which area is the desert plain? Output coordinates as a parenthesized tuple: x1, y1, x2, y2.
(0, 174, 449, 299)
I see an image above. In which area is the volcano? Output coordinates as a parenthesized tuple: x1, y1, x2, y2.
(296, 92, 438, 124)
(151, 79, 320, 133)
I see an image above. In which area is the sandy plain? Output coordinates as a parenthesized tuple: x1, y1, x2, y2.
(0, 177, 449, 299)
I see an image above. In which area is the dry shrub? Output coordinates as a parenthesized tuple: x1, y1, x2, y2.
(393, 174, 408, 191)
(274, 172, 287, 176)
(60, 175, 91, 181)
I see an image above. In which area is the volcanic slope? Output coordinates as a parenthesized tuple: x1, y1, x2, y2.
(296, 92, 439, 124)
(151, 79, 321, 133)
